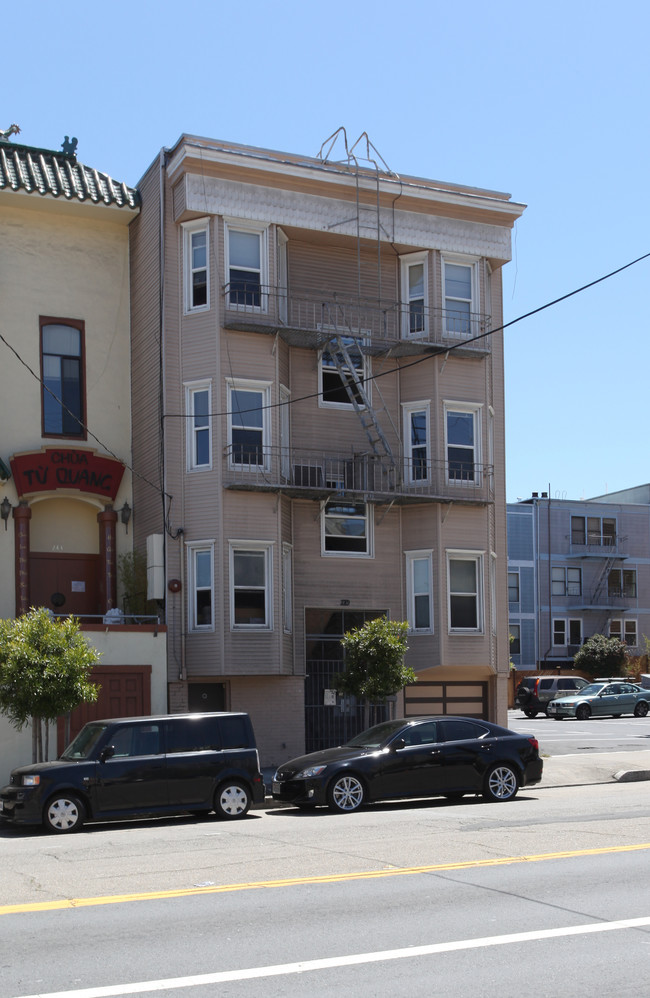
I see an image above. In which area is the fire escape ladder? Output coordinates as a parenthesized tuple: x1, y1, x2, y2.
(590, 552, 618, 605)
(325, 329, 395, 468)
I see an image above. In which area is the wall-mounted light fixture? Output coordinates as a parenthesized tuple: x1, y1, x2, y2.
(1, 496, 12, 530)
(119, 501, 132, 533)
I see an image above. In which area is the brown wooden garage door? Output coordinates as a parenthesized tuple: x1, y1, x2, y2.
(404, 680, 488, 718)
(56, 665, 152, 754)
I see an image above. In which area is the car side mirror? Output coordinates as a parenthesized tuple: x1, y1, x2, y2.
(99, 745, 115, 762)
(392, 738, 406, 752)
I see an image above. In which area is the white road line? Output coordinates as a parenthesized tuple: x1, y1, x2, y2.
(15, 915, 650, 998)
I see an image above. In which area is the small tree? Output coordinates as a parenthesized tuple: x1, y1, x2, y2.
(572, 633, 627, 679)
(337, 618, 415, 727)
(0, 607, 101, 762)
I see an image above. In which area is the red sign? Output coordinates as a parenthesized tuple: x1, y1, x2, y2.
(10, 449, 125, 500)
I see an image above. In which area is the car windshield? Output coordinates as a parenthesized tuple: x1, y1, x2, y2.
(60, 723, 109, 760)
(345, 720, 408, 749)
(578, 684, 607, 697)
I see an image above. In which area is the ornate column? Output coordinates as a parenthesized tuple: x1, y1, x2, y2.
(13, 501, 32, 616)
(97, 505, 118, 612)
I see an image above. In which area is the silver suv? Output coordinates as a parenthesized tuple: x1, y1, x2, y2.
(515, 675, 590, 717)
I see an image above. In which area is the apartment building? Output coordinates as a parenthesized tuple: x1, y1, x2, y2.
(130, 131, 525, 766)
(0, 134, 167, 775)
(508, 489, 650, 671)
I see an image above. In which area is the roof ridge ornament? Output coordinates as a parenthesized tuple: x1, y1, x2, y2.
(61, 135, 78, 157)
(0, 123, 20, 143)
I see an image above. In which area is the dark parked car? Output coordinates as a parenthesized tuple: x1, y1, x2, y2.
(272, 716, 542, 812)
(515, 675, 590, 717)
(0, 712, 265, 833)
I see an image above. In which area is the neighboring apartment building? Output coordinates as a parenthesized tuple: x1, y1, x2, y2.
(508, 489, 650, 671)
(129, 131, 525, 767)
(0, 134, 167, 776)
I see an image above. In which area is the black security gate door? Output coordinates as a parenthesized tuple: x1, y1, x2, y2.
(304, 608, 389, 753)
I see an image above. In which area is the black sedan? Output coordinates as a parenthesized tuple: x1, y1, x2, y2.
(272, 716, 543, 813)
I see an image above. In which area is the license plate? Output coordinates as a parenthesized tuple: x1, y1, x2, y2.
(272, 781, 281, 794)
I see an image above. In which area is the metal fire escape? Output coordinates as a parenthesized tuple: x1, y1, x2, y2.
(316, 129, 398, 477)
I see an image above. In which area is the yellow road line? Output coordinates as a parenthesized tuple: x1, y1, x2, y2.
(3, 842, 650, 916)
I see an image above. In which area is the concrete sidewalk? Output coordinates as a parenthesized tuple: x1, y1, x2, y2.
(260, 751, 650, 805)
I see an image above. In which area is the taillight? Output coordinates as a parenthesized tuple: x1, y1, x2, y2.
(527, 737, 539, 751)
(533, 679, 541, 693)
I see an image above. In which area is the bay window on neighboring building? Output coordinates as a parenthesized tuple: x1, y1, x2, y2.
(322, 501, 372, 557)
(188, 543, 214, 631)
(183, 219, 209, 312)
(447, 552, 483, 632)
(405, 550, 433, 633)
(40, 317, 85, 438)
(227, 379, 271, 469)
(229, 541, 273, 630)
(185, 381, 211, 470)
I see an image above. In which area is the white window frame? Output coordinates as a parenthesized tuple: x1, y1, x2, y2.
(552, 618, 566, 646)
(224, 219, 269, 313)
(551, 566, 582, 597)
(405, 550, 433, 634)
(442, 254, 478, 338)
(182, 218, 209, 314)
(226, 378, 271, 471)
(187, 542, 214, 632)
(443, 400, 482, 486)
(282, 542, 293, 634)
(402, 401, 430, 485)
(400, 252, 428, 339)
(185, 380, 212, 471)
(229, 540, 274, 631)
(610, 618, 638, 647)
(318, 332, 370, 410)
(321, 500, 374, 558)
(552, 617, 582, 646)
(447, 550, 484, 634)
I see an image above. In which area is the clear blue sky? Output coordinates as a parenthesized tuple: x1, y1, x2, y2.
(4, 0, 648, 502)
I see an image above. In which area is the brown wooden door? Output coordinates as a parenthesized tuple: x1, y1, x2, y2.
(30, 553, 99, 617)
(56, 665, 152, 754)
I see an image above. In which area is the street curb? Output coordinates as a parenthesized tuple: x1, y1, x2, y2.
(614, 769, 650, 783)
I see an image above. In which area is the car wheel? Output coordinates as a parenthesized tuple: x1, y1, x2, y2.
(576, 704, 591, 721)
(43, 793, 86, 834)
(327, 773, 365, 813)
(214, 782, 251, 820)
(483, 764, 519, 802)
(634, 701, 649, 718)
(523, 708, 538, 718)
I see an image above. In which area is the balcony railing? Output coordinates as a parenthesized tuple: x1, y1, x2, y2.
(222, 285, 492, 355)
(566, 534, 628, 558)
(223, 445, 493, 504)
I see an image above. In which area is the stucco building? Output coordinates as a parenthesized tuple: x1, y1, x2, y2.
(0, 135, 167, 775)
(130, 132, 524, 767)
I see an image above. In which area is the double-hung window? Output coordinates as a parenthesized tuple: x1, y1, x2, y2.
(610, 618, 638, 646)
(402, 402, 430, 483)
(447, 552, 483, 632)
(444, 402, 481, 484)
(40, 317, 85, 438)
(551, 566, 581, 596)
(229, 541, 273, 630)
(608, 569, 637, 598)
(319, 336, 368, 408)
(183, 220, 209, 312)
(553, 618, 582, 646)
(508, 572, 520, 604)
(225, 221, 267, 310)
(400, 252, 428, 337)
(185, 381, 211, 470)
(322, 501, 372, 557)
(227, 379, 271, 470)
(406, 550, 433, 633)
(509, 624, 521, 655)
(442, 256, 476, 338)
(188, 543, 214, 630)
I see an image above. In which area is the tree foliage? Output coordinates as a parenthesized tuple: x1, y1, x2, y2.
(572, 633, 627, 678)
(0, 608, 100, 760)
(337, 618, 415, 702)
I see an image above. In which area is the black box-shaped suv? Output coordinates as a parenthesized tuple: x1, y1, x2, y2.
(0, 712, 265, 833)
